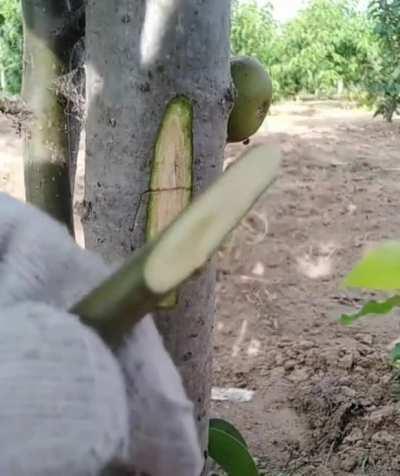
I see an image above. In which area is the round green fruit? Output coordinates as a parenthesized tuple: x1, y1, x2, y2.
(227, 56, 273, 143)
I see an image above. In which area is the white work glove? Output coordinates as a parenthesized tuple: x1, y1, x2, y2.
(0, 302, 129, 476)
(0, 192, 203, 476)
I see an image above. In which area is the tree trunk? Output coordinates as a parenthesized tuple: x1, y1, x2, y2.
(21, 0, 84, 231)
(84, 0, 232, 468)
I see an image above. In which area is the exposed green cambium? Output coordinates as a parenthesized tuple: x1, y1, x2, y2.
(21, 0, 84, 232)
(146, 96, 193, 308)
(73, 144, 280, 349)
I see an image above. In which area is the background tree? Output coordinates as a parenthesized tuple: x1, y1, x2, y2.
(7, 0, 398, 112)
(368, 0, 400, 121)
(0, 0, 22, 94)
(274, 0, 377, 97)
(231, 0, 277, 66)
(231, 0, 379, 100)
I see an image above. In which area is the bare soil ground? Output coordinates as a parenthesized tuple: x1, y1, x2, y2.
(215, 101, 400, 475)
(2, 101, 400, 475)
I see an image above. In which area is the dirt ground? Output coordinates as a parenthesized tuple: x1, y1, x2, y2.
(2, 101, 400, 475)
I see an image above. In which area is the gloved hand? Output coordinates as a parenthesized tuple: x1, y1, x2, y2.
(0, 192, 203, 476)
(0, 302, 129, 476)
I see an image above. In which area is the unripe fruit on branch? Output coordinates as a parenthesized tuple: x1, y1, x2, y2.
(228, 56, 273, 143)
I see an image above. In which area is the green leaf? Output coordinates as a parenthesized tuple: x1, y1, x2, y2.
(208, 427, 259, 476)
(209, 418, 248, 448)
(343, 241, 400, 291)
(340, 295, 400, 325)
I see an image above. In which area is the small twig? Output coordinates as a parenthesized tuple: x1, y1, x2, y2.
(324, 440, 335, 466)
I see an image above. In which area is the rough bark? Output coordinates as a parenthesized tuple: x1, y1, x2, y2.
(84, 0, 232, 467)
(21, 0, 84, 230)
